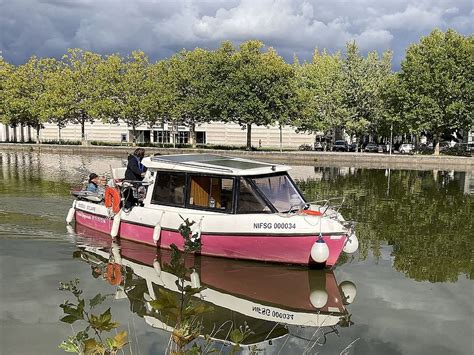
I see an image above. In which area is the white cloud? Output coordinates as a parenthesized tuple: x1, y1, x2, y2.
(371, 5, 444, 31)
(0, 0, 472, 67)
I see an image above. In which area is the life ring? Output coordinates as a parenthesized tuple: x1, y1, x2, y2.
(105, 187, 121, 213)
(106, 263, 122, 286)
(302, 209, 323, 216)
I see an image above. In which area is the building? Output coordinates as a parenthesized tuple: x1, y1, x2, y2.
(0, 121, 317, 149)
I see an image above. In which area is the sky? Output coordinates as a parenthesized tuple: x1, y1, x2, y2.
(0, 0, 472, 69)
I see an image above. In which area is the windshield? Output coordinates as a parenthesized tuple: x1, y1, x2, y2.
(250, 174, 305, 212)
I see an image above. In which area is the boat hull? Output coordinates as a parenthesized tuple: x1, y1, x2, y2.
(74, 206, 347, 267)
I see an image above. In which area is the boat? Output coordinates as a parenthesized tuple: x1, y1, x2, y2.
(66, 154, 358, 266)
(73, 224, 357, 350)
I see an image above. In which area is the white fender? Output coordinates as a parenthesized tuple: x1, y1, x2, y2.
(309, 289, 328, 309)
(190, 269, 201, 289)
(111, 242, 122, 264)
(339, 281, 357, 304)
(153, 212, 165, 243)
(191, 216, 204, 242)
(66, 201, 76, 224)
(310, 237, 329, 263)
(66, 208, 75, 224)
(343, 233, 359, 254)
(66, 225, 75, 235)
(110, 210, 121, 238)
(153, 259, 161, 277)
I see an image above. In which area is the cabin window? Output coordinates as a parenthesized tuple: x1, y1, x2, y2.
(251, 174, 304, 213)
(237, 178, 271, 213)
(151, 172, 186, 206)
(188, 176, 233, 212)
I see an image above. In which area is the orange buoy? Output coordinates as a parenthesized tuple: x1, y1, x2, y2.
(106, 263, 122, 286)
(105, 187, 121, 213)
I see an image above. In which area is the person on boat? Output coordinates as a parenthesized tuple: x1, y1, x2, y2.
(86, 173, 100, 193)
(125, 148, 147, 181)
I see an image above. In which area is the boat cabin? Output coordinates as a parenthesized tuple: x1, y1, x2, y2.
(142, 154, 306, 214)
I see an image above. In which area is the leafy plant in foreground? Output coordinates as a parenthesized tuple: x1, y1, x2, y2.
(58, 279, 128, 354)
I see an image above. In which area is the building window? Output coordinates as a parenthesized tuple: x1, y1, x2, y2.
(121, 134, 127, 143)
(151, 172, 186, 206)
(237, 178, 271, 213)
(154, 131, 171, 144)
(176, 131, 189, 144)
(196, 132, 206, 144)
(188, 175, 233, 212)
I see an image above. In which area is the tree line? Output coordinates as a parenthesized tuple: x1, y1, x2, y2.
(0, 29, 472, 154)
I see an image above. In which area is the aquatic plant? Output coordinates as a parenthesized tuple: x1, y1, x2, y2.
(58, 279, 128, 354)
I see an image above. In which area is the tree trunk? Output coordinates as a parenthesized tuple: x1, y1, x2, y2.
(36, 126, 40, 144)
(5, 125, 9, 142)
(246, 124, 252, 150)
(20, 124, 25, 142)
(189, 122, 196, 148)
(81, 118, 86, 145)
(12, 125, 17, 142)
(58, 126, 62, 144)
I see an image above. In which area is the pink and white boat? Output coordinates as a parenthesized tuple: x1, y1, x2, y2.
(66, 154, 358, 266)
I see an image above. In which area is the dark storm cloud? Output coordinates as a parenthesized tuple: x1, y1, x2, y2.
(1, 0, 472, 68)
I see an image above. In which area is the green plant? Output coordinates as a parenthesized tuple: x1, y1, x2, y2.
(58, 279, 128, 354)
(147, 218, 259, 354)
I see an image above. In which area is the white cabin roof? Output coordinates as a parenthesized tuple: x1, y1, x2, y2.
(141, 154, 290, 176)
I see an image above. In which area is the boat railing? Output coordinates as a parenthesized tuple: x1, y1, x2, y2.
(305, 197, 346, 217)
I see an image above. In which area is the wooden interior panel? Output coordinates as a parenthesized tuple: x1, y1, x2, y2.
(189, 176, 222, 208)
(190, 176, 209, 207)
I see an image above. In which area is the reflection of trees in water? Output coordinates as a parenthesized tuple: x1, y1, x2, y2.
(0, 151, 125, 196)
(298, 169, 473, 282)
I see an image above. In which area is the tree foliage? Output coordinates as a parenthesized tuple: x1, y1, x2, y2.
(61, 49, 103, 142)
(1, 30, 471, 148)
(218, 41, 298, 149)
(295, 49, 346, 134)
(395, 29, 474, 153)
(98, 51, 160, 144)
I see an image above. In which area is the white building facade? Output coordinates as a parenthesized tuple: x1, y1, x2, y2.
(0, 121, 316, 148)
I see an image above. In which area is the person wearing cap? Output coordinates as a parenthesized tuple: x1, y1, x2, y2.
(86, 173, 100, 193)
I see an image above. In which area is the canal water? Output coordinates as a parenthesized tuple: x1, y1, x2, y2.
(0, 151, 472, 355)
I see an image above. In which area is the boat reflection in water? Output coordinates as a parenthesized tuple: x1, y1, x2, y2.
(73, 224, 357, 352)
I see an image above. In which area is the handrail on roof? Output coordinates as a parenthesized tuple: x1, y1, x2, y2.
(150, 156, 234, 173)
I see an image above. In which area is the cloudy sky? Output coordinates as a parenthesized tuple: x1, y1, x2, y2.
(1, 0, 472, 68)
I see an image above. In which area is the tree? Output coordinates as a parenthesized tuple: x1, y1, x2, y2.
(1, 56, 58, 143)
(295, 49, 346, 135)
(165, 48, 215, 147)
(38, 60, 71, 142)
(0, 56, 14, 141)
(218, 40, 297, 149)
(99, 51, 160, 145)
(61, 49, 103, 144)
(341, 42, 393, 140)
(398, 29, 474, 154)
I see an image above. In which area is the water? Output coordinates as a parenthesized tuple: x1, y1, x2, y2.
(0, 151, 473, 355)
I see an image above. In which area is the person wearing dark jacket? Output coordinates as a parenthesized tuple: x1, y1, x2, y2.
(125, 148, 147, 181)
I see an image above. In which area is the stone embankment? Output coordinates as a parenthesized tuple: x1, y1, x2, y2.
(1, 143, 473, 171)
